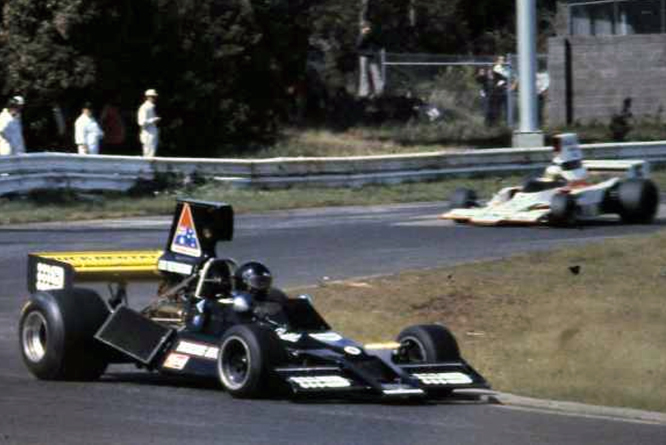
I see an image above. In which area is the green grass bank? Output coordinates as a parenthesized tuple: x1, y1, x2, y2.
(292, 231, 666, 412)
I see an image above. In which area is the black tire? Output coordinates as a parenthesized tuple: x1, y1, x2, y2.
(217, 324, 286, 398)
(396, 324, 461, 363)
(19, 288, 110, 380)
(549, 193, 576, 227)
(618, 178, 659, 224)
(450, 188, 477, 209)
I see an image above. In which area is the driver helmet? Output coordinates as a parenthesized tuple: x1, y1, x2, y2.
(544, 165, 562, 181)
(234, 261, 272, 296)
(551, 134, 588, 183)
(552, 156, 588, 182)
(560, 166, 588, 182)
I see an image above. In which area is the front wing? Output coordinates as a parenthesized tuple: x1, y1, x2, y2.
(274, 357, 488, 399)
(442, 207, 551, 226)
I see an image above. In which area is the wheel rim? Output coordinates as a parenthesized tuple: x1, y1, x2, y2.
(219, 336, 251, 390)
(22, 311, 48, 363)
(400, 336, 427, 363)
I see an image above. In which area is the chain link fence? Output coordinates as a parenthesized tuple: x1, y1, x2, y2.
(358, 52, 548, 128)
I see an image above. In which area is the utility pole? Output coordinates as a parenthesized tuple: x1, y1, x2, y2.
(512, 0, 545, 148)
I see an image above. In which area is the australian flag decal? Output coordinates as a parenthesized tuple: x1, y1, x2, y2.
(170, 203, 202, 257)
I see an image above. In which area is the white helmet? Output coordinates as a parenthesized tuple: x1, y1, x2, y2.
(144, 89, 158, 97)
(561, 167, 588, 182)
(544, 165, 562, 180)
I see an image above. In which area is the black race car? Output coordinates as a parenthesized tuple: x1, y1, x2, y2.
(19, 199, 488, 399)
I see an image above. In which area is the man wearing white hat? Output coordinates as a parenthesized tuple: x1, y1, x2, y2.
(137, 89, 160, 157)
(0, 96, 26, 155)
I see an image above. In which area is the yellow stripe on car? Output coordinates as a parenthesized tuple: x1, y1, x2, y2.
(31, 250, 162, 280)
(364, 342, 401, 350)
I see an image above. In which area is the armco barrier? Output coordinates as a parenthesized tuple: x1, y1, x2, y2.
(1, 140, 666, 194)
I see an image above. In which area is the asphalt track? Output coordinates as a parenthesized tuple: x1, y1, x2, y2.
(1, 202, 665, 444)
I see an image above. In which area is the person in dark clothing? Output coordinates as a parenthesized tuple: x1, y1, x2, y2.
(357, 21, 385, 98)
(475, 67, 493, 126)
(489, 56, 511, 126)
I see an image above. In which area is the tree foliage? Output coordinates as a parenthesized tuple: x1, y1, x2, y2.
(0, 0, 559, 155)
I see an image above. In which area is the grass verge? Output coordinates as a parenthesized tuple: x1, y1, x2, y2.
(290, 231, 666, 413)
(248, 124, 512, 158)
(236, 122, 666, 159)
(0, 174, 521, 225)
(4, 167, 666, 226)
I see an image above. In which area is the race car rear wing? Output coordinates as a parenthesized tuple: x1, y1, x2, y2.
(583, 159, 649, 179)
(553, 133, 650, 179)
(157, 199, 234, 277)
(28, 250, 163, 293)
(27, 199, 236, 293)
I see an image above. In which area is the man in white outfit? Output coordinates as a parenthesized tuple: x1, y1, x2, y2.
(137, 89, 160, 157)
(74, 103, 104, 154)
(0, 96, 26, 155)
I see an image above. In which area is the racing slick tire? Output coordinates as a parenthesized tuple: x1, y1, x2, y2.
(19, 288, 110, 381)
(549, 193, 576, 227)
(617, 179, 659, 224)
(450, 188, 477, 209)
(217, 324, 286, 398)
(396, 324, 461, 363)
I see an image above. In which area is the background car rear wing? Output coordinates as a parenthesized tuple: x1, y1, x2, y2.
(553, 133, 650, 179)
(27, 250, 162, 293)
(583, 159, 649, 179)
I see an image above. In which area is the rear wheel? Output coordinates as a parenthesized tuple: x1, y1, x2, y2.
(450, 188, 477, 209)
(217, 325, 286, 398)
(618, 179, 659, 224)
(396, 324, 461, 363)
(19, 288, 110, 380)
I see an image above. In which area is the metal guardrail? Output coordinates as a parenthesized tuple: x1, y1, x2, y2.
(2, 141, 666, 194)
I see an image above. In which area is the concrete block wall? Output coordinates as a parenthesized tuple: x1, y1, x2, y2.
(547, 34, 666, 126)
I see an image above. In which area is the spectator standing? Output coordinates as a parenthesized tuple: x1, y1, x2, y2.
(74, 103, 104, 155)
(536, 70, 550, 125)
(100, 100, 126, 151)
(137, 89, 160, 157)
(475, 67, 493, 126)
(357, 22, 385, 98)
(0, 96, 26, 155)
(489, 56, 511, 126)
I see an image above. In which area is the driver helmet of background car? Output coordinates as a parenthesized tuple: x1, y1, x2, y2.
(234, 261, 273, 298)
(552, 156, 588, 182)
(551, 133, 588, 183)
(543, 165, 563, 181)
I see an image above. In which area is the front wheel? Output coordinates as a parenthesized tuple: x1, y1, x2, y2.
(549, 193, 576, 227)
(450, 188, 478, 209)
(217, 325, 286, 398)
(396, 324, 461, 363)
(19, 288, 110, 380)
